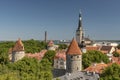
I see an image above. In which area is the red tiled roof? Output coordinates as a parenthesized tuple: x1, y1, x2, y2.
(66, 38, 82, 55)
(54, 50, 66, 61)
(12, 38, 24, 52)
(116, 49, 120, 54)
(84, 63, 108, 74)
(111, 56, 120, 64)
(26, 50, 47, 60)
(86, 46, 100, 51)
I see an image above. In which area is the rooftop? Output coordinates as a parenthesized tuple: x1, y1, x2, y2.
(12, 38, 24, 52)
(66, 38, 82, 55)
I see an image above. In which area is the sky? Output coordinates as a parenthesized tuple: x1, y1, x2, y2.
(0, 0, 120, 40)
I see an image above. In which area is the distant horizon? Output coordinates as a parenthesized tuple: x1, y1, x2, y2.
(0, 0, 120, 40)
(1, 38, 120, 42)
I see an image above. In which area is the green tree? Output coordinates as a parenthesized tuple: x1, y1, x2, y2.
(113, 52, 120, 57)
(58, 44, 68, 50)
(8, 57, 53, 80)
(0, 71, 20, 80)
(43, 50, 56, 65)
(100, 63, 120, 80)
(0, 51, 9, 64)
(82, 50, 110, 69)
(23, 39, 47, 53)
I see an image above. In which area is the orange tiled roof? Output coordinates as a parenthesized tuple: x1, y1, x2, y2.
(86, 46, 100, 51)
(116, 49, 120, 54)
(12, 38, 24, 52)
(54, 50, 66, 61)
(111, 56, 120, 64)
(66, 38, 82, 55)
(26, 50, 47, 60)
(84, 63, 108, 74)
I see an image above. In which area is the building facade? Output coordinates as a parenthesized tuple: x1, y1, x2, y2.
(54, 50, 66, 69)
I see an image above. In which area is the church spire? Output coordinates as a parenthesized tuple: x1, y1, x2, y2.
(76, 11, 84, 45)
(78, 11, 82, 30)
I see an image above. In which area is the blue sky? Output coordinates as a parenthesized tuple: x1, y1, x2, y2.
(0, 0, 120, 40)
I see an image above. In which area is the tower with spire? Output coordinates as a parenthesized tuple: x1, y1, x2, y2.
(12, 38, 25, 62)
(76, 12, 84, 45)
(66, 38, 82, 73)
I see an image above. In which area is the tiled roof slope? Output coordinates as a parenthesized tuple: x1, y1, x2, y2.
(66, 38, 82, 55)
(12, 38, 24, 52)
(54, 50, 66, 61)
(84, 63, 108, 74)
(86, 46, 100, 51)
(26, 50, 47, 60)
(100, 46, 112, 52)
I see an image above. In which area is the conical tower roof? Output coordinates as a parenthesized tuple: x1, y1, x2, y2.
(66, 38, 82, 55)
(48, 40, 54, 47)
(12, 38, 24, 52)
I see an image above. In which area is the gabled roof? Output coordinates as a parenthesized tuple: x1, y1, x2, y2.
(66, 38, 82, 55)
(100, 46, 112, 51)
(100, 46, 113, 54)
(12, 38, 24, 52)
(84, 63, 108, 74)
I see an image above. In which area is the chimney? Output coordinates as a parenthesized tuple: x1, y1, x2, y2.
(45, 31, 47, 43)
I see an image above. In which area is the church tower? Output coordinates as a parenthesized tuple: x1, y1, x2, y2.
(66, 38, 82, 73)
(76, 12, 84, 45)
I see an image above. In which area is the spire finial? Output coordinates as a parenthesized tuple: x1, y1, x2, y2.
(79, 10, 82, 20)
(77, 10, 82, 30)
(79, 9, 82, 14)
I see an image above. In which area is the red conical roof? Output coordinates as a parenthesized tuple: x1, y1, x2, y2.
(66, 38, 82, 55)
(48, 40, 54, 47)
(12, 38, 24, 52)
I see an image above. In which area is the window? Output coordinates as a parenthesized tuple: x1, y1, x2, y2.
(77, 56, 79, 58)
(77, 67, 79, 70)
(56, 65, 58, 68)
(60, 62, 64, 65)
(80, 77, 83, 79)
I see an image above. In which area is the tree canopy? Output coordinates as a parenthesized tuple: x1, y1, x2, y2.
(57, 44, 68, 50)
(43, 50, 56, 65)
(23, 39, 47, 53)
(82, 50, 110, 69)
(0, 39, 47, 54)
(100, 63, 120, 80)
(0, 57, 53, 80)
(0, 40, 53, 80)
(113, 52, 120, 57)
